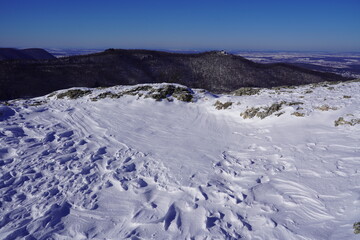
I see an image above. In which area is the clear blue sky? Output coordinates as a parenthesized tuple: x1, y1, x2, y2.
(0, 0, 359, 51)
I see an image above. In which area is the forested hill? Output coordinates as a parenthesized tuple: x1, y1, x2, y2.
(0, 49, 351, 100)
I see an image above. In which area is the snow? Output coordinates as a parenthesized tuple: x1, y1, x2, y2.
(1, 81, 360, 239)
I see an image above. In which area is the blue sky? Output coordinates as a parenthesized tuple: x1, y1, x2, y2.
(0, 0, 359, 51)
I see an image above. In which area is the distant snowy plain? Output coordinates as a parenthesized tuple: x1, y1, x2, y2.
(235, 51, 360, 79)
(1, 81, 360, 239)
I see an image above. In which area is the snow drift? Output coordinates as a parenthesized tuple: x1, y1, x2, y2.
(0, 81, 360, 239)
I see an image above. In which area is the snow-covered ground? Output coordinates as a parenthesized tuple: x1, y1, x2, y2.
(1, 81, 360, 239)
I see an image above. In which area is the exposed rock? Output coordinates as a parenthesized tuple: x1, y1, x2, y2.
(122, 86, 154, 96)
(354, 222, 360, 234)
(57, 89, 92, 99)
(91, 91, 121, 101)
(241, 102, 285, 119)
(272, 85, 297, 90)
(335, 117, 360, 126)
(145, 85, 193, 102)
(240, 107, 260, 119)
(27, 100, 47, 106)
(214, 101, 233, 110)
(286, 102, 304, 106)
(174, 92, 193, 102)
(291, 112, 305, 117)
(232, 87, 261, 96)
(91, 85, 193, 103)
(316, 105, 338, 111)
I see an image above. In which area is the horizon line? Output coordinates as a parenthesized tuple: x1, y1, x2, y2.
(2, 46, 360, 54)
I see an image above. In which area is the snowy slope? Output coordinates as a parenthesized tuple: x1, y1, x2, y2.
(1, 81, 360, 239)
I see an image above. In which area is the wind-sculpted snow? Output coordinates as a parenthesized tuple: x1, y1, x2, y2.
(0, 82, 360, 239)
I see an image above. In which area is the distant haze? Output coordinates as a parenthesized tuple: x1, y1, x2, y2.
(0, 0, 359, 51)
